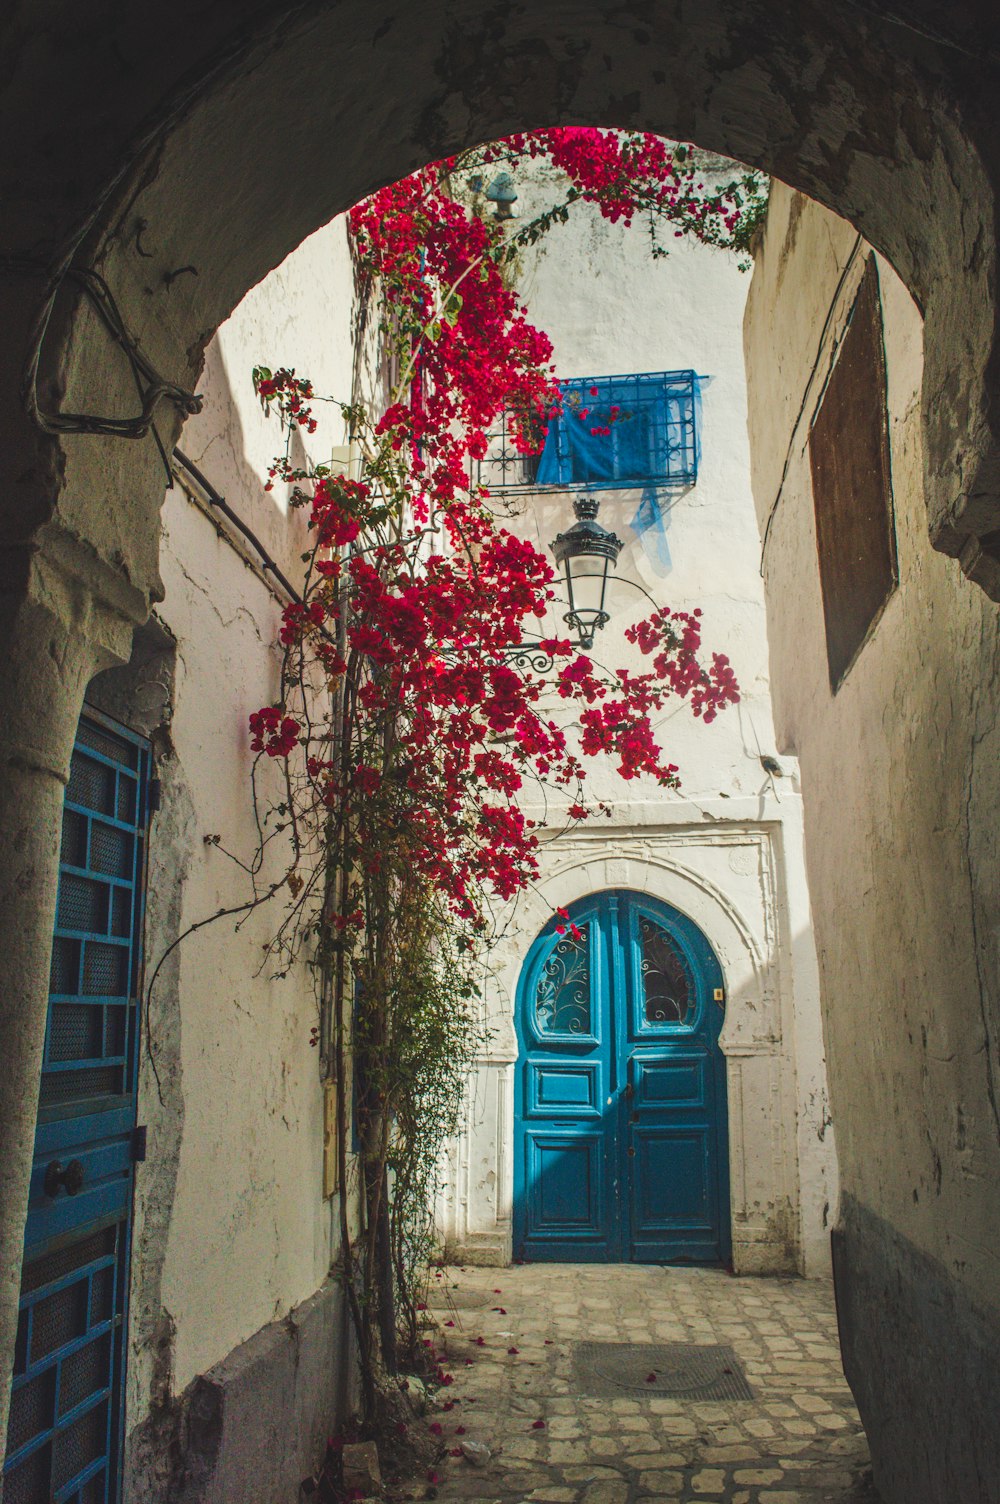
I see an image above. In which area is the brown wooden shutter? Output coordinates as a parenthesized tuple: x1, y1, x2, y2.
(808, 257, 898, 690)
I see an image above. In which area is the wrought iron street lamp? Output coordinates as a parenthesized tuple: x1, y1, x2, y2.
(550, 494, 624, 649)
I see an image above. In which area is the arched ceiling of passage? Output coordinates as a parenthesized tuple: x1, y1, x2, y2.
(2, 0, 999, 596)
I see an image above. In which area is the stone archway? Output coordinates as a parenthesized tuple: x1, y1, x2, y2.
(3, 4, 999, 599)
(2, 4, 1000, 1492)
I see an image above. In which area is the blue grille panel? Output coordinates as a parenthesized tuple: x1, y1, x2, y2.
(4, 710, 149, 1504)
(478, 370, 700, 494)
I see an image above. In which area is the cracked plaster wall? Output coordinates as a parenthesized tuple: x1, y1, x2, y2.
(744, 181, 1000, 1502)
(437, 167, 836, 1278)
(105, 217, 359, 1498)
(745, 179, 1000, 1320)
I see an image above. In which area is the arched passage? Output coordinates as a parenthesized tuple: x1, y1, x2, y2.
(2, 9, 1000, 1500)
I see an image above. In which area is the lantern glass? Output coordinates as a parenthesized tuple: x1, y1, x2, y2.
(563, 553, 613, 648)
(549, 495, 624, 650)
(485, 171, 518, 220)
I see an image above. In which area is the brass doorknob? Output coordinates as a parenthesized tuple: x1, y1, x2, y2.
(44, 1159, 84, 1197)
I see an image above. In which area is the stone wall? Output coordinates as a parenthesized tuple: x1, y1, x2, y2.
(744, 181, 1000, 1503)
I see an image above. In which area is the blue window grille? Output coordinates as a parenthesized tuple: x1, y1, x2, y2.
(4, 710, 151, 1504)
(476, 370, 700, 494)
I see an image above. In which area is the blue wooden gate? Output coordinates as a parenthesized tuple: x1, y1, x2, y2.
(3, 710, 151, 1504)
(514, 890, 730, 1263)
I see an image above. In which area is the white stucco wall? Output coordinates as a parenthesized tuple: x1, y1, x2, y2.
(744, 182, 1000, 1319)
(438, 162, 837, 1276)
(126, 218, 358, 1432)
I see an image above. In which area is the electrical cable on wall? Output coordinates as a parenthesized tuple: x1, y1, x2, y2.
(172, 449, 303, 604)
(1, 256, 202, 483)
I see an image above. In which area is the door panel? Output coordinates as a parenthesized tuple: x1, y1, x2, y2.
(525, 1131, 607, 1247)
(515, 890, 729, 1264)
(633, 1052, 707, 1107)
(527, 1062, 602, 1117)
(516, 898, 618, 1259)
(632, 1128, 713, 1223)
(631, 1127, 718, 1255)
(4, 710, 150, 1504)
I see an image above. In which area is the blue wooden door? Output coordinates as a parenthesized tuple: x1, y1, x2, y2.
(514, 890, 730, 1264)
(4, 710, 151, 1504)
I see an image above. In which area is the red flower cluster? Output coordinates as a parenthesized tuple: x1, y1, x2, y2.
(624, 609, 738, 723)
(252, 474, 738, 925)
(255, 368, 319, 457)
(482, 127, 762, 250)
(349, 168, 560, 503)
(249, 706, 300, 756)
(248, 130, 748, 935)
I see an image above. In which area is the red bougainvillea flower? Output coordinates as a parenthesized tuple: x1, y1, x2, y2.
(248, 129, 744, 976)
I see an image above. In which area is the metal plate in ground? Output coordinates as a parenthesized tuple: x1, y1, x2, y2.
(573, 1341, 754, 1400)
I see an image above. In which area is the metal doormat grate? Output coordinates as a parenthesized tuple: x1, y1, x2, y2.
(573, 1341, 754, 1400)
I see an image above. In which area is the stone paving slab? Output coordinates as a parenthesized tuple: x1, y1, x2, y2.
(414, 1264, 877, 1504)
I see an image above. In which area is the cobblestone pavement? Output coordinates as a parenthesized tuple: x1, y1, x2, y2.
(414, 1264, 876, 1504)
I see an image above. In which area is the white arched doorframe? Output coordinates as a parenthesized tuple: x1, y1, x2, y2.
(439, 824, 832, 1276)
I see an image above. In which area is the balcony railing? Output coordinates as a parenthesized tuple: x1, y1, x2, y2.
(475, 370, 700, 495)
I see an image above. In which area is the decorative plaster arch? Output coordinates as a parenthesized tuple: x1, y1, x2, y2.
(488, 839, 776, 1061)
(449, 830, 804, 1277)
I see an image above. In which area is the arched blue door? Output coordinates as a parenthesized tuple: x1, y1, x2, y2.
(514, 890, 730, 1263)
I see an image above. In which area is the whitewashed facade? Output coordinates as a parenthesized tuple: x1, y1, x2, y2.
(437, 165, 837, 1277)
(94, 220, 364, 1500)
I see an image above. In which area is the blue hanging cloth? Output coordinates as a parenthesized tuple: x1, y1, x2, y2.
(630, 483, 672, 572)
(534, 372, 706, 575)
(536, 371, 702, 492)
